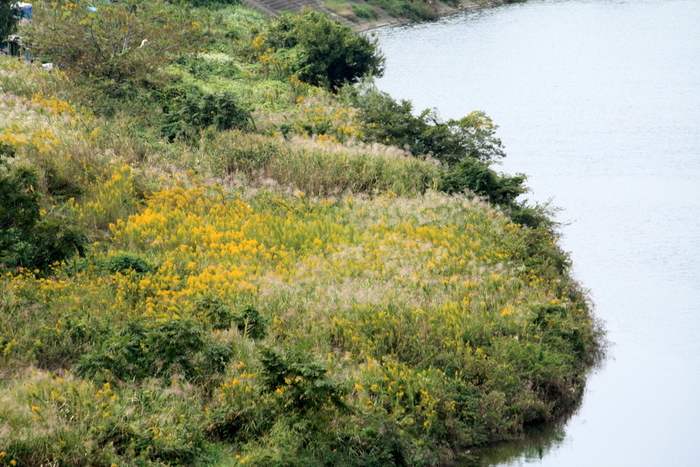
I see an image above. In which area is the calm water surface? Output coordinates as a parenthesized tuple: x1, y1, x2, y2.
(371, 0, 700, 465)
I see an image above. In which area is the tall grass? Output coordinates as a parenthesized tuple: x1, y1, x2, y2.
(201, 131, 441, 195)
(1, 182, 602, 465)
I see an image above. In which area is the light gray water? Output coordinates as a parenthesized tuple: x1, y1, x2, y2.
(371, 0, 700, 465)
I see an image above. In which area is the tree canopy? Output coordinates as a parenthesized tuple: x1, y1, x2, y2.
(23, 0, 202, 83)
(263, 10, 384, 92)
(352, 87, 528, 206)
(354, 87, 507, 165)
(1, 0, 20, 39)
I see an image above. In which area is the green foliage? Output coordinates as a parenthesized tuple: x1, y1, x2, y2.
(24, 0, 202, 83)
(520, 224, 571, 277)
(352, 3, 380, 20)
(44, 165, 85, 200)
(0, 152, 38, 236)
(0, 0, 20, 39)
(259, 347, 350, 416)
(0, 372, 210, 467)
(440, 157, 527, 205)
(195, 296, 234, 331)
(192, 299, 268, 339)
(315, 420, 412, 467)
(507, 200, 556, 230)
(352, 87, 532, 213)
(353, 87, 506, 165)
(366, 0, 438, 21)
(263, 10, 385, 91)
(233, 305, 268, 339)
(175, 53, 241, 82)
(160, 87, 254, 142)
(442, 111, 508, 164)
(0, 154, 86, 271)
(242, 416, 415, 466)
(209, 348, 351, 448)
(76, 318, 234, 382)
(92, 389, 208, 466)
(103, 252, 154, 274)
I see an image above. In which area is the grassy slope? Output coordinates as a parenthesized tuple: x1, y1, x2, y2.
(0, 5, 602, 466)
(321, 0, 489, 28)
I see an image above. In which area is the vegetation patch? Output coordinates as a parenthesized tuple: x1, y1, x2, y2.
(0, 3, 602, 465)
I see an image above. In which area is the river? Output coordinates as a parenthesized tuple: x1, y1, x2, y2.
(370, 0, 700, 465)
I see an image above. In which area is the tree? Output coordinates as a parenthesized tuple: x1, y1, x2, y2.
(0, 0, 20, 39)
(354, 87, 506, 165)
(23, 0, 203, 83)
(439, 157, 527, 205)
(352, 87, 529, 208)
(264, 10, 384, 92)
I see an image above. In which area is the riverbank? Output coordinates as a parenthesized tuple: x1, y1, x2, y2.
(356, 0, 490, 32)
(0, 2, 603, 465)
(240, 0, 502, 32)
(370, 1, 700, 464)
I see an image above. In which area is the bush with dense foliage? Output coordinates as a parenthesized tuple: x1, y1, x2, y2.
(353, 87, 506, 164)
(160, 88, 255, 142)
(0, 149, 85, 272)
(352, 87, 529, 210)
(259, 10, 385, 91)
(0, 0, 20, 39)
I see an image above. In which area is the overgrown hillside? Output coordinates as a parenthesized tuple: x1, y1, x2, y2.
(0, 2, 602, 466)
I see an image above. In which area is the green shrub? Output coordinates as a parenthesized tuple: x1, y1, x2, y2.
(0, 0, 20, 38)
(195, 296, 235, 331)
(440, 157, 527, 205)
(259, 348, 350, 417)
(76, 318, 233, 382)
(263, 10, 385, 91)
(353, 87, 506, 165)
(0, 371, 210, 466)
(233, 305, 268, 339)
(209, 348, 351, 448)
(160, 89, 254, 142)
(0, 157, 39, 240)
(351, 87, 537, 220)
(175, 53, 241, 81)
(507, 201, 554, 230)
(43, 164, 85, 200)
(0, 155, 86, 272)
(103, 252, 154, 274)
